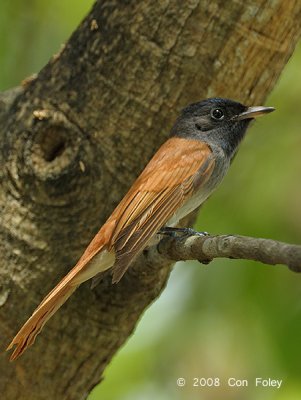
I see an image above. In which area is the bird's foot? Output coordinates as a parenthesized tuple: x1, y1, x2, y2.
(158, 226, 209, 238)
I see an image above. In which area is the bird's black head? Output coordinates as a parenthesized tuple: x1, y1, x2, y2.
(171, 98, 274, 159)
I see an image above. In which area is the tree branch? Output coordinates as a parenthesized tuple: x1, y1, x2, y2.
(157, 234, 301, 272)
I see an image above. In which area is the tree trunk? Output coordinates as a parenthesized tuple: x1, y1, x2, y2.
(0, 1, 300, 399)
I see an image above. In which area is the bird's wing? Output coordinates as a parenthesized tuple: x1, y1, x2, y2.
(107, 137, 215, 283)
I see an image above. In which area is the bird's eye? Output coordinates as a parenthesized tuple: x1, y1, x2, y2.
(211, 108, 224, 120)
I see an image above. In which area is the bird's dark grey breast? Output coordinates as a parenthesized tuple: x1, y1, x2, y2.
(199, 142, 230, 193)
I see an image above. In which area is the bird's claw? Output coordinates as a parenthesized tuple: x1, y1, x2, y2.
(158, 227, 209, 238)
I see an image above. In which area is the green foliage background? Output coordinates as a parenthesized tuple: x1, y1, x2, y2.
(1, 2, 300, 399)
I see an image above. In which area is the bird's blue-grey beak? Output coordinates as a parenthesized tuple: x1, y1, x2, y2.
(232, 106, 275, 121)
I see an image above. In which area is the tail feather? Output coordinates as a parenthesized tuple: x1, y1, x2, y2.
(7, 248, 115, 361)
(7, 283, 78, 361)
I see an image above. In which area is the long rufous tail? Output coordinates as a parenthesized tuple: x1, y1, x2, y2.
(7, 282, 78, 360)
(7, 248, 115, 361)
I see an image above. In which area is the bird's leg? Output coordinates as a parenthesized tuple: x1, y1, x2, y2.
(158, 226, 209, 238)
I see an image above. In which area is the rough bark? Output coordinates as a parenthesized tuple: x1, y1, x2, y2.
(0, 1, 300, 399)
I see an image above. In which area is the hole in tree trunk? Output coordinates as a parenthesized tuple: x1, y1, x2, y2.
(39, 130, 67, 162)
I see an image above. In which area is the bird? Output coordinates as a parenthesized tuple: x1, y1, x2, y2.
(7, 97, 274, 360)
